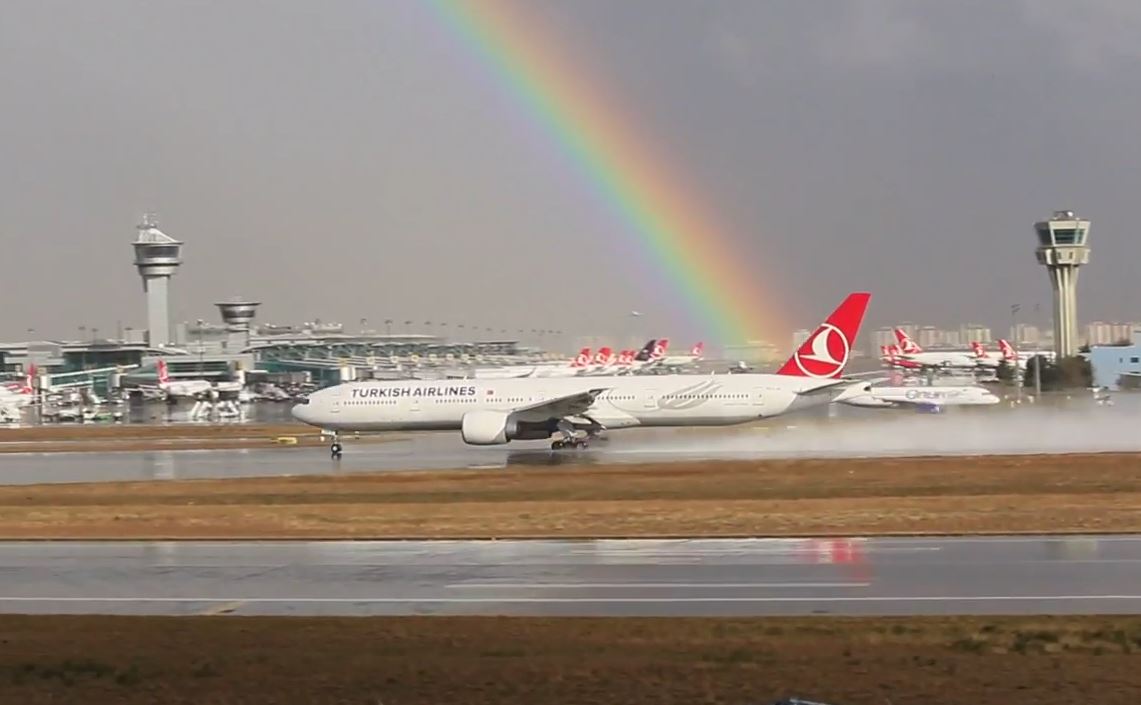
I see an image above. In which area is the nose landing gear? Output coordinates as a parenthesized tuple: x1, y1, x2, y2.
(324, 430, 343, 459)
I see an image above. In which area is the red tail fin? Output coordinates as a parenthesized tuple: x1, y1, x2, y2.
(570, 348, 591, 368)
(998, 339, 1017, 360)
(593, 346, 613, 365)
(690, 342, 704, 357)
(651, 338, 669, 360)
(894, 328, 921, 354)
(156, 358, 170, 383)
(970, 341, 985, 358)
(777, 293, 871, 378)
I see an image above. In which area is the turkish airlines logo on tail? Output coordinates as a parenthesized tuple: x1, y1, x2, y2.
(651, 339, 669, 360)
(776, 292, 870, 379)
(571, 348, 591, 368)
(156, 359, 170, 384)
(793, 324, 851, 378)
(894, 329, 921, 354)
(998, 339, 1017, 360)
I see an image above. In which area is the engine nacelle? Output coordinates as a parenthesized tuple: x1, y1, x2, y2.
(460, 410, 556, 445)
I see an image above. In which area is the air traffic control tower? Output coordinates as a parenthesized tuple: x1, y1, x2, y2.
(1034, 210, 1091, 358)
(133, 215, 183, 347)
(216, 298, 261, 351)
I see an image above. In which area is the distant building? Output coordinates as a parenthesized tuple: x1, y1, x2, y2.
(1012, 323, 1042, 348)
(960, 324, 992, 345)
(1088, 332, 1141, 389)
(724, 340, 781, 364)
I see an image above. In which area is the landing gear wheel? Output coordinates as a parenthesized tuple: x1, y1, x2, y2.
(550, 439, 567, 451)
(330, 442, 343, 458)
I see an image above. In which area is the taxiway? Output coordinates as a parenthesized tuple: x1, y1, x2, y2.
(0, 535, 1137, 616)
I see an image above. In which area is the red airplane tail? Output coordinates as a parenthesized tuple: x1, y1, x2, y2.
(592, 346, 614, 366)
(998, 339, 1017, 361)
(650, 338, 669, 360)
(689, 342, 704, 358)
(894, 328, 922, 354)
(777, 293, 871, 378)
(156, 358, 170, 383)
(570, 348, 591, 368)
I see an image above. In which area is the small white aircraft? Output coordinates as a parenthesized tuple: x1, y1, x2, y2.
(838, 383, 1000, 412)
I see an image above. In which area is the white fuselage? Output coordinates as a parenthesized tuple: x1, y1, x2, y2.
(896, 351, 980, 369)
(840, 385, 1000, 408)
(161, 380, 214, 397)
(0, 388, 33, 408)
(292, 373, 846, 434)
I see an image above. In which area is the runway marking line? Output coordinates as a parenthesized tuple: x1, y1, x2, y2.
(1, 595, 1139, 604)
(447, 582, 870, 589)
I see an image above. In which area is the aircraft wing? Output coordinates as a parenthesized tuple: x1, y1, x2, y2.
(794, 378, 858, 394)
(510, 388, 609, 421)
(844, 371, 892, 381)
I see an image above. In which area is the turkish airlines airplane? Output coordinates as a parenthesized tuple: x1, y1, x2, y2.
(0, 366, 37, 408)
(880, 345, 922, 370)
(655, 341, 705, 369)
(891, 329, 981, 369)
(292, 292, 872, 457)
(149, 359, 243, 398)
(839, 383, 1000, 411)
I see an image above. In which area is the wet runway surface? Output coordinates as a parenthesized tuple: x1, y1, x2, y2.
(5, 401, 1141, 485)
(1, 535, 1137, 616)
(0, 426, 818, 485)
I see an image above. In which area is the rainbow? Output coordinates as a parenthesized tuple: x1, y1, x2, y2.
(427, 0, 786, 345)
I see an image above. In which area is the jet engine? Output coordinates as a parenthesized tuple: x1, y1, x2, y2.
(460, 411, 557, 445)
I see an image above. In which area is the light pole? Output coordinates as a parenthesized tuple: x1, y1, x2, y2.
(1011, 304, 1022, 402)
(196, 318, 205, 377)
(1034, 303, 1043, 398)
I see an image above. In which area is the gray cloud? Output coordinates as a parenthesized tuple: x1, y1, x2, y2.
(2, 0, 1140, 348)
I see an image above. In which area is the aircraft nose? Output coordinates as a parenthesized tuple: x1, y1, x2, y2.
(291, 399, 315, 424)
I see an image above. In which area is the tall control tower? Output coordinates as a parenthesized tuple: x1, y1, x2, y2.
(215, 298, 260, 351)
(1034, 210, 1091, 358)
(133, 215, 183, 347)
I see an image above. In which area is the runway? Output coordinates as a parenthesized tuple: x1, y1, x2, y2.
(4, 399, 1141, 485)
(1, 535, 1138, 616)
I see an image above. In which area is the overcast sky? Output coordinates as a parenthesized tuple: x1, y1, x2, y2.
(3, 0, 1141, 348)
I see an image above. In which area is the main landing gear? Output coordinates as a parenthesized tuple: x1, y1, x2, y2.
(550, 421, 604, 451)
(551, 437, 589, 450)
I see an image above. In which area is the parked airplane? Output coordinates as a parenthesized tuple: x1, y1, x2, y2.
(996, 339, 1056, 370)
(891, 329, 981, 369)
(150, 359, 242, 398)
(292, 292, 872, 457)
(880, 345, 922, 370)
(0, 366, 36, 408)
(656, 341, 705, 369)
(838, 383, 1000, 411)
